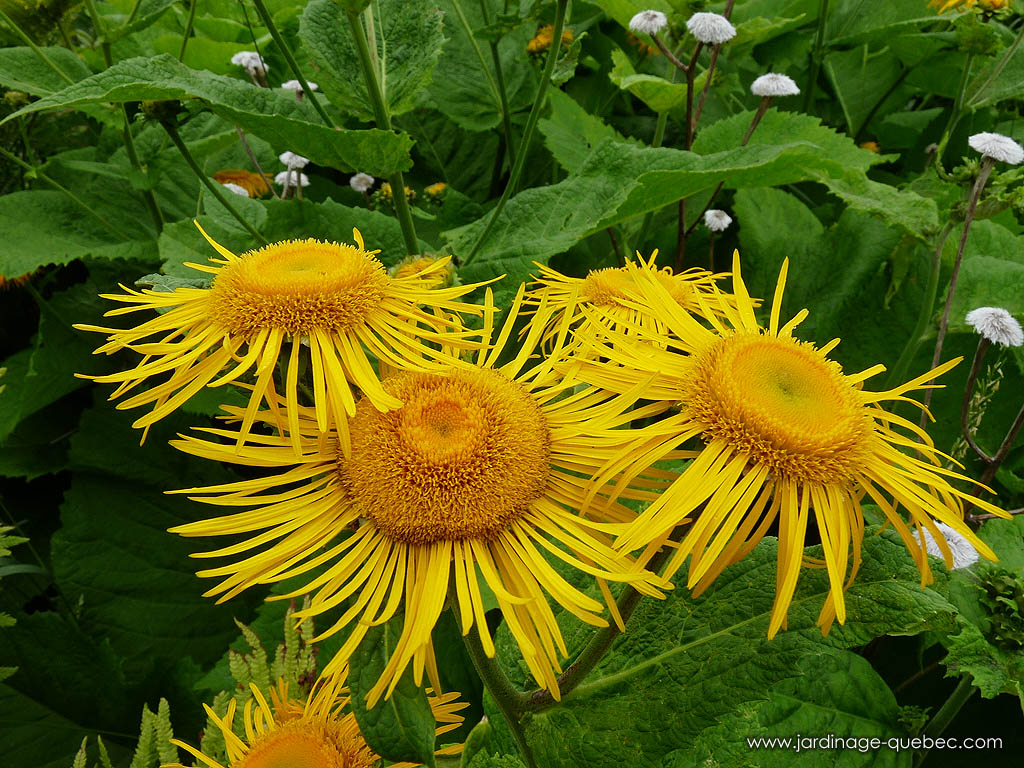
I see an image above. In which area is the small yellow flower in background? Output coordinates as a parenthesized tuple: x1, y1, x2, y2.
(424, 181, 447, 200)
(165, 675, 466, 768)
(527, 24, 575, 54)
(860, 140, 881, 153)
(213, 169, 270, 198)
(526, 252, 738, 348)
(570, 251, 1008, 639)
(930, 0, 1011, 12)
(167, 287, 671, 707)
(626, 32, 660, 57)
(75, 224, 492, 450)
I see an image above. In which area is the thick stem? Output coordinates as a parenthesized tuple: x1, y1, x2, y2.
(920, 158, 994, 426)
(914, 676, 976, 768)
(960, 337, 993, 463)
(460, 617, 535, 768)
(251, 0, 335, 128)
(161, 119, 268, 244)
(886, 223, 952, 389)
(463, 0, 569, 266)
(802, 0, 831, 113)
(0, 9, 74, 84)
(178, 0, 198, 60)
(345, 10, 419, 255)
(0, 145, 133, 240)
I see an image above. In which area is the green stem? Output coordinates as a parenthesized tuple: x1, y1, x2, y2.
(886, 223, 952, 389)
(178, 0, 198, 61)
(460, 615, 536, 768)
(477, 0, 516, 168)
(82, 0, 113, 67)
(463, 0, 569, 266)
(802, 0, 830, 112)
(450, 0, 503, 130)
(126, 0, 145, 24)
(161, 119, 268, 244)
(0, 9, 74, 84)
(0, 145, 134, 240)
(914, 676, 976, 768)
(964, 22, 1024, 113)
(250, 0, 336, 128)
(122, 109, 165, 234)
(345, 9, 419, 255)
(935, 52, 974, 169)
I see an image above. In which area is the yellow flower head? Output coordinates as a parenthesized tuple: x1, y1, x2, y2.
(213, 169, 271, 198)
(75, 225, 492, 451)
(571, 251, 1008, 638)
(525, 252, 738, 348)
(424, 182, 447, 200)
(168, 287, 672, 706)
(165, 675, 466, 768)
(930, 0, 1011, 12)
(527, 24, 575, 54)
(860, 140, 881, 153)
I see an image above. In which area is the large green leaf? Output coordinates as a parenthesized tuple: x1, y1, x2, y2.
(518, 531, 955, 767)
(3, 55, 413, 177)
(348, 615, 438, 767)
(539, 89, 640, 174)
(299, 0, 445, 120)
(609, 48, 687, 114)
(0, 46, 92, 95)
(828, 0, 943, 46)
(824, 45, 905, 136)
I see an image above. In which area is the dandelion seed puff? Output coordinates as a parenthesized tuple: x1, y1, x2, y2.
(968, 132, 1024, 165)
(686, 12, 736, 44)
(350, 172, 374, 193)
(281, 79, 318, 93)
(629, 10, 668, 35)
(220, 182, 250, 197)
(966, 307, 1024, 347)
(922, 522, 980, 570)
(275, 170, 310, 188)
(751, 73, 800, 97)
(704, 209, 732, 232)
(230, 50, 268, 76)
(279, 151, 310, 170)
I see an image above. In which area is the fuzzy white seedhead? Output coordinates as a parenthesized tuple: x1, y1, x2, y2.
(968, 132, 1024, 165)
(220, 182, 250, 197)
(686, 12, 736, 45)
(281, 79, 318, 93)
(350, 172, 374, 193)
(966, 307, 1024, 347)
(704, 209, 732, 232)
(230, 51, 268, 76)
(279, 151, 310, 170)
(274, 170, 310, 188)
(922, 523, 980, 570)
(629, 10, 668, 36)
(751, 73, 800, 98)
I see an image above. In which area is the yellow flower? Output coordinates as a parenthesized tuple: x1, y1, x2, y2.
(213, 170, 271, 198)
(424, 182, 447, 199)
(860, 140, 881, 153)
(75, 225, 491, 450)
(168, 288, 670, 706)
(930, 0, 1010, 12)
(525, 252, 737, 348)
(165, 675, 466, 768)
(572, 252, 1008, 638)
(527, 24, 575, 54)
(389, 254, 458, 287)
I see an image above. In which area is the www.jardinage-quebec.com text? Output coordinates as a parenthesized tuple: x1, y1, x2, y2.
(746, 735, 1004, 753)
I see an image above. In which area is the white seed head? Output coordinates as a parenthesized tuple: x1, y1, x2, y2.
(686, 12, 736, 45)
(966, 307, 1024, 347)
(968, 132, 1024, 165)
(921, 523, 980, 571)
(751, 73, 800, 97)
(281, 79, 318, 93)
(230, 51, 268, 76)
(279, 151, 310, 170)
(704, 209, 732, 232)
(274, 170, 310, 188)
(350, 172, 374, 193)
(628, 10, 668, 36)
(220, 182, 250, 197)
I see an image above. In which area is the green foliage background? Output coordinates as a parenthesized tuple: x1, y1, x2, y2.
(2, 0, 1024, 766)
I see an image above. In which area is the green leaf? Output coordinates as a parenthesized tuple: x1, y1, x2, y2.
(966, 36, 1024, 110)
(688, 651, 910, 767)
(821, 170, 939, 239)
(823, 45, 905, 137)
(828, 0, 942, 46)
(0, 684, 104, 768)
(107, 0, 180, 42)
(943, 617, 1024, 702)
(0, 46, 92, 95)
(539, 89, 640, 174)
(945, 221, 1024, 333)
(299, 0, 445, 120)
(609, 48, 686, 114)
(519, 531, 954, 767)
(3, 55, 413, 177)
(348, 615, 438, 767)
